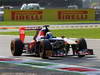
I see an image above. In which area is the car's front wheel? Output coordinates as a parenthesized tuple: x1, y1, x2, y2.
(76, 38, 87, 58)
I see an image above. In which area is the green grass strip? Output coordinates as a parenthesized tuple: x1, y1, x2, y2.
(0, 28, 100, 39)
(0, 21, 100, 25)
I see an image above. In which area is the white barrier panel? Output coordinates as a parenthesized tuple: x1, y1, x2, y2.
(50, 24, 100, 29)
(0, 24, 100, 32)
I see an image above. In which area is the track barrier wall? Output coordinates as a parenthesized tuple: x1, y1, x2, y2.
(4, 9, 95, 21)
(0, 24, 100, 32)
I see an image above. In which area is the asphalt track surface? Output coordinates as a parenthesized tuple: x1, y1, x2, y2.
(0, 35, 100, 74)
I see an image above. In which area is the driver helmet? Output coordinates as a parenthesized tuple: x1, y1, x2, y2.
(46, 32, 53, 38)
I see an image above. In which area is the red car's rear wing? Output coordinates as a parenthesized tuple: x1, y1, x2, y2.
(19, 26, 42, 42)
(0, 25, 48, 42)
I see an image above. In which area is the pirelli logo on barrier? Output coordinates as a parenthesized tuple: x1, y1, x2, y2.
(11, 11, 43, 21)
(58, 11, 88, 20)
(4, 9, 95, 21)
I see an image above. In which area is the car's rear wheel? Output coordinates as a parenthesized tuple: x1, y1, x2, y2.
(40, 40, 52, 59)
(11, 39, 24, 56)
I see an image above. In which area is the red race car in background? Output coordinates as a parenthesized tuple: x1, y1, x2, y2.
(10, 25, 94, 59)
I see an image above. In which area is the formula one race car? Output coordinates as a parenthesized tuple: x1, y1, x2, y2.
(10, 25, 94, 59)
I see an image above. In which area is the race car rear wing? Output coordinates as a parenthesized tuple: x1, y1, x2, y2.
(0, 25, 49, 42)
(19, 25, 49, 42)
(19, 26, 42, 42)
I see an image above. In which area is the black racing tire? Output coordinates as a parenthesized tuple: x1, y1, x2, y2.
(77, 38, 87, 50)
(40, 40, 52, 59)
(76, 38, 87, 58)
(11, 39, 24, 56)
